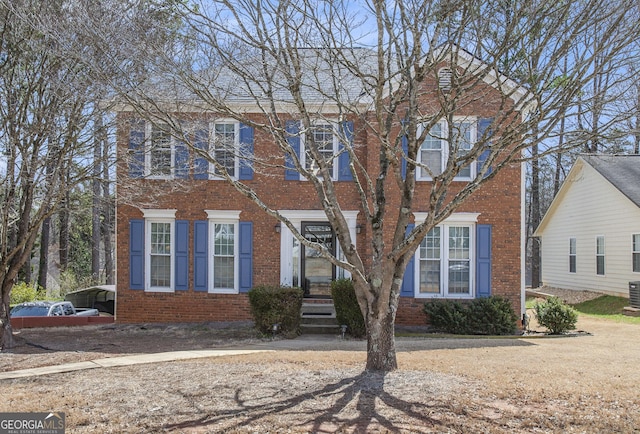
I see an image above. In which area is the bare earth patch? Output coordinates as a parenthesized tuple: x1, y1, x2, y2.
(2, 299, 639, 432)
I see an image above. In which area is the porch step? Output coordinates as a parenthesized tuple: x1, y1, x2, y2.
(300, 302, 340, 334)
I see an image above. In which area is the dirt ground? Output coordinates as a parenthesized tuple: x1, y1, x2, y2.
(1, 292, 639, 433)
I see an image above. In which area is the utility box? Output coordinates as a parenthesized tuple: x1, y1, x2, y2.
(629, 282, 640, 308)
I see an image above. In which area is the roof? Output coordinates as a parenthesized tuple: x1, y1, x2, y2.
(581, 154, 640, 208)
(534, 154, 640, 236)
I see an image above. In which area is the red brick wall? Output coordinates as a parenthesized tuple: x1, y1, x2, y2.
(115, 75, 522, 325)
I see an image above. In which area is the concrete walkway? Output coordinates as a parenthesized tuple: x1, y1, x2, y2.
(0, 335, 361, 381)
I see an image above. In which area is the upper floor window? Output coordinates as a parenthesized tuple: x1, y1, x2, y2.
(633, 234, 640, 273)
(147, 123, 176, 178)
(302, 123, 340, 179)
(417, 119, 476, 180)
(596, 235, 605, 276)
(210, 122, 239, 178)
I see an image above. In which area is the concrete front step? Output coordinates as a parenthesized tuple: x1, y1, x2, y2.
(300, 302, 340, 334)
(300, 323, 341, 335)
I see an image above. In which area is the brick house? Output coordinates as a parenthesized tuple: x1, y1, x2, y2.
(115, 55, 525, 325)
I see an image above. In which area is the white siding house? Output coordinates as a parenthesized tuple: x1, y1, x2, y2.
(534, 155, 640, 297)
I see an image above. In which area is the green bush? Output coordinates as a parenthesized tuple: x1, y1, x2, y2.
(465, 296, 518, 335)
(422, 299, 468, 334)
(423, 296, 518, 335)
(330, 279, 366, 338)
(534, 296, 578, 334)
(10, 282, 46, 305)
(247, 285, 303, 338)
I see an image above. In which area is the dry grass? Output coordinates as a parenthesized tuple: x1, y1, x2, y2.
(1, 313, 640, 433)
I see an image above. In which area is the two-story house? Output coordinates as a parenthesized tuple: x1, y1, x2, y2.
(115, 52, 525, 326)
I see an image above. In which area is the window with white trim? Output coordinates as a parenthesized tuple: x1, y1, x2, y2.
(210, 122, 239, 178)
(143, 209, 177, 292)
(633, 234, 640, 273)
(147, 123, 175, 178)
(301, 122, 340, 179)
(207, 211, 240, 293)
(596, 235, 605, 276)
(569, 237, 576, 273)
(416, 222, 474, 298)
(417, 119, 476, 180)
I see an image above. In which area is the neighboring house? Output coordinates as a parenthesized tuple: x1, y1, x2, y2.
(534, 155, 640, 297)
(115, 54, 525, 325)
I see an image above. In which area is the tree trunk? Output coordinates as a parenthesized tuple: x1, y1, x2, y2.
(101, 124, 114, 284)
(365, 307, 397, 371)
(1, 278, 16, 350)
(91, 116, 102, 282)
(59, 191, 69, 272)
(38, 216, 51, 289)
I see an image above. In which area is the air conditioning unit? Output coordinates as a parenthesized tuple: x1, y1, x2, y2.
(629, 282, 640, 309)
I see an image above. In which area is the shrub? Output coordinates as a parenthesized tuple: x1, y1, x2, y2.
(465, 296, 518, 335)
(10, 282, 46, 305)
(330, 279, 366, 338)
(423, 296, 518, 335)
(422, 299, 468, 334)
(534, 296, 578, 334)
(247, 285, 303, 338)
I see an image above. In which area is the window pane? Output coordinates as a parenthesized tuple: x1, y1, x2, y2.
(597, 256, 605, 275)
(420, 124, 442, 176)
(453, 122, 472, 178)
(214, 224, 235, 256)
(569, 238, 576, 254)
(150, 255, 171, 287)
(213, 123, 236, 176)
(214, 257, 234, 288)
(420, 260, 440, 293)
(634, 235, 640, 273)
(448, 261, 470, 294)
(448, 226, 470, 294)
(151, 125, 172, 176)
(448, 227, 470, 259)
(596, 236, 605, 254)
(634, 253, 640, 273)
(569, 256, 576, 273)
(151, 223, 171, 254)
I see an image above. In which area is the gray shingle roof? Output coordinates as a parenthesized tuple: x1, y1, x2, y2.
(582, 154, 640, 207)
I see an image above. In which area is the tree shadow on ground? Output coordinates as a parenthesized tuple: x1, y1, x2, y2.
(164, 371, 450, 432)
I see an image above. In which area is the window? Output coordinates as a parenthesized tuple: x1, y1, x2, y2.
(207, 210, 240, 293)
(596, 235, 605, 276)
(211, 122, 239, 177)
(417, 222, 474, 298)
(302, 123, 339, 179)
(148, 123, 174, 177)
(417, 119, 476, 180)
(633, 234, 640, 272)
(569, 238, 576, 273)
(143, 210, 176, 292)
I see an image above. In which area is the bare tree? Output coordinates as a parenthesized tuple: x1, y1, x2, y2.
(97, 0, 639, 370)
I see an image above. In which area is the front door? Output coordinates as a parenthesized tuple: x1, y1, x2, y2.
(301, 222, 336, 297)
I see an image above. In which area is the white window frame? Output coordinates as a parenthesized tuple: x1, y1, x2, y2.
(208, 120, 240, 180)
(143, 209, 177, 292)
(633, 234, 640, 273)
(417, 117, 477, 181)
(596, 235, 605, 276)
(145, 122, 176, 179)
(300, 121, 340, 180)
(206, 210, 240, 294)
(412, 213, 479, 299)
(569, 237, 577, 274)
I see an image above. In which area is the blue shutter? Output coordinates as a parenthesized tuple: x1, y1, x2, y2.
(477, 118, 493, 178)
(285, 120, 301, 180)
(239, 123, 254, 180)
(128, 119, 145, 178)
(129, 219, 145, 290)
(194, 124, 209, 180)
(194, 220, 208, 291)
(401, 121, 408, 179)
(476, 224, 492, 298)
(239, 221, 253, 293)
(175, 220, 189, 290)
(400, 224, 416, 297)
(338, 121, 354, 181)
